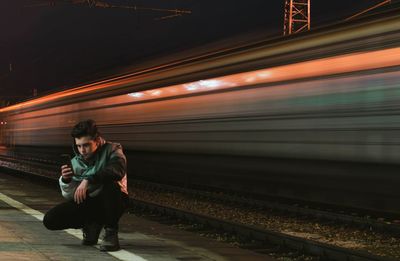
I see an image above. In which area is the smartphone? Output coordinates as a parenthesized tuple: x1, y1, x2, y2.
(60, 154, 72, 167)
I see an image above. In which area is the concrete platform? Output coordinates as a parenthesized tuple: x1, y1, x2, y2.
(0, 173, 274, 261)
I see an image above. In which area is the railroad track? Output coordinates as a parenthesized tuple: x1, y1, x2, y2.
(131, 179, 400, 236)
(132, 199, 397, 261)
(0, 154, 398, 260)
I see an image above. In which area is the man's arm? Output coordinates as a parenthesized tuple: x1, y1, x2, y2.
(87, 143, 127, 184)
(58, 164, 77, 199)
(59, 176, 78, 200)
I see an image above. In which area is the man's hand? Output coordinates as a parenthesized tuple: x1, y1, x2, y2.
(61, 165, 73, 182)
(74, 179, 89, 204)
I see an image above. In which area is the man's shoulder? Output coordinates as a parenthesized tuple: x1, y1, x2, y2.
(104, 142, 125, 158)
(106, 142, 126, 163)
(105, 141, 123, 150)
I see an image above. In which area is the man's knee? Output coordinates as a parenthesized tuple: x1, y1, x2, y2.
(102, 182, 119, 193)
(43, 210, 59, 230)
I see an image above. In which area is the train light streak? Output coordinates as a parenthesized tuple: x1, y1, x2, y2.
(184, 84, 199, 91)
(184, 79, 225, 91)
(126, 46, 400, 104)
(2, 46, 400, 113)
(245, 77, 256, 83)
(149, 90, 162, 96)
(128, 92, 144, 98)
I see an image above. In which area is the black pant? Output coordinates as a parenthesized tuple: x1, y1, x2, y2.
(43, 182, 129, 230)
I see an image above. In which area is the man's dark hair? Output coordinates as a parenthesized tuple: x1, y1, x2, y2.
(71, 119, 100, 140)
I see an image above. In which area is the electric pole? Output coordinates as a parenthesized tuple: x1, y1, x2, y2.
(283, 0, 311, 35)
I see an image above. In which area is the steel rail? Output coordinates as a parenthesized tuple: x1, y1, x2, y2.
(131, 198, 397, 261)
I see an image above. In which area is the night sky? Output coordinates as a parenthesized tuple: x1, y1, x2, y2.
(0, 0, 396, 104)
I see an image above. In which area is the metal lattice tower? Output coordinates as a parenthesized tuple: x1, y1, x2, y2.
(283, 0, 311, 35)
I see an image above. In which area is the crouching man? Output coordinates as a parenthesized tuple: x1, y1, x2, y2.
(43, 119, 129, 251)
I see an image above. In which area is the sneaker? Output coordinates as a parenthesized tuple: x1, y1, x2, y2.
(100, 228, 120, 251)
(82, 222, 103, 245)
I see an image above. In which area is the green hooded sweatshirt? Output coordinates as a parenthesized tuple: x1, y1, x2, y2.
(71, 139, 113, 182)
(59, 137, 128, 200)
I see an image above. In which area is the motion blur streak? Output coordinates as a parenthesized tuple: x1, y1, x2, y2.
(1, 47, 400, 113)
(127, 47, 400, 102)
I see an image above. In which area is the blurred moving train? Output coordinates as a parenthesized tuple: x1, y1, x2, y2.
(1, 9, 400, 214)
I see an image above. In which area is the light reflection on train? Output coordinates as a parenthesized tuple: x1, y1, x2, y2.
(1, 10, 400, 213)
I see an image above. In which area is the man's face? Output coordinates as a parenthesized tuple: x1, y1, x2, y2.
(75, 136, 99, 159)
